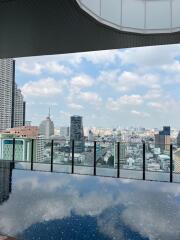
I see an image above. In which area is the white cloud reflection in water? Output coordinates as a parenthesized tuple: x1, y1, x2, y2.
(0, 170, 180, 240)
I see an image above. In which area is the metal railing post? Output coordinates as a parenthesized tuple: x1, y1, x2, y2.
(51, 140, 54, 172)
(12, 138, 15, 168)
(170, 144, 173, 183)
(72, 140, 74, 174)
(94, 141, 96, 176)
(143, 142, 146, 180)
(31, 139, 34, 171)
(117, 142, 120, 178)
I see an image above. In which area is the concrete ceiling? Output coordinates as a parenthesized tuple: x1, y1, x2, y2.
(0, 0, 180, 59)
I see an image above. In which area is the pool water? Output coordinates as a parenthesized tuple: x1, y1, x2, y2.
(0, 162, 180, 240)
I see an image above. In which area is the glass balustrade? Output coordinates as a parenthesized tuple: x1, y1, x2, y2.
(1, 137, 179, 183)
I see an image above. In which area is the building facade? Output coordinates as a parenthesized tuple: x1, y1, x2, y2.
(13, 84, 25, 127)
(0, 59, 14, 131)
(155, 126, 171, 152)
(70, 116, 85, 153)
(39, 116, 54, 139)
(60, 127, 70, 138)
(0, 59, 25, 131)
(0, 134, 32, 162)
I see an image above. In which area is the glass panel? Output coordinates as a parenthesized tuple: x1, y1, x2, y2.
(74, 141, 94, 175)
(119, 142, 143, 180)
(96, 141, 117, 177)
(146, 143, 170, 182)
(101, 0, 121, 25)
(53, 140, 72, 173)
(122, 0, 145, 29)
(146, 0, 171, 29)
(33, 139, 51, 172)
(80, 0, 100, 15)
(1, 139, 13, 161)
(172, 0, 180, 28)
(13, 138, 31, 170)
(173, 146, 180, 183)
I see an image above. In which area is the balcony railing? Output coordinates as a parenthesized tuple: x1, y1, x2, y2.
(0, 138, 180, 183)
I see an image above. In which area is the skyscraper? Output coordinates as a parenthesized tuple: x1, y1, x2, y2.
(39, 111, 54, 139)
(0, 59, 25, 131)
(155, 126, 171, 152)
(13, 84, 25, 127)
(70, 116, 85, 153)
(159, 126, 171, 136)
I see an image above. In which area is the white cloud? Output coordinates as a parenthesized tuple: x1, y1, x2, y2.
(120, 44, 180, 67)
(144, 89, 162, 100)
(21, 77, 63, 97)
(18, 62, 43, 75)
(78, 92, 102, 105)
(45, 61, 72, 75)
(18, 61, 71, 75)
(68, 103, 84, 110)
(161, 60, 180, 73)
(67, 49, 121, 65)
(148, 102, 163, 110)
(70, 74, 94, 89)
(98, 70, 160, 92)
(107, 95, 143, 111)
(131, 110, 150, 118)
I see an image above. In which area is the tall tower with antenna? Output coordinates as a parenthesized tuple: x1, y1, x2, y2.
(39, 108, 54, 139)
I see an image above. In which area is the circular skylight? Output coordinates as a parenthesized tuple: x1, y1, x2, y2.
(76, 0, 180, 34)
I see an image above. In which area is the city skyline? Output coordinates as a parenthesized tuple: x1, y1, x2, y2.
(15, 43, 180, 128)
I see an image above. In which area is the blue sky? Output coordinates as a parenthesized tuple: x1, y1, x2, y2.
(15, 44, 180, 129)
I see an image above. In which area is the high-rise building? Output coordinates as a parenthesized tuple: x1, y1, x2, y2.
(159, 126, 171, 136)
(60, 127, 70, 138)
(0, 59, 25, 131)
(177, 131, 180, 148)
(13, 84, 25, 127)
(0, 59, 14, 131)
(155, 126, 171, 152)
(39, 112, 54, 139)
(70, 116, 85, 153)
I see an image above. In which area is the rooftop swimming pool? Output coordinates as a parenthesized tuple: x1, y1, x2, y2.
(0, 161, 180, 240)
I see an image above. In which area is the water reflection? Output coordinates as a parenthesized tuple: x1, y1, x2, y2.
(0, 162, 180, 240)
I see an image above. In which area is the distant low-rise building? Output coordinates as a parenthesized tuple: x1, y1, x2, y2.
(7, 126, 39, 138)
(0, 133, 32, 161)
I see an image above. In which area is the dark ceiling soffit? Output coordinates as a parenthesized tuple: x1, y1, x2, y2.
(0, 0, 180, 59)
